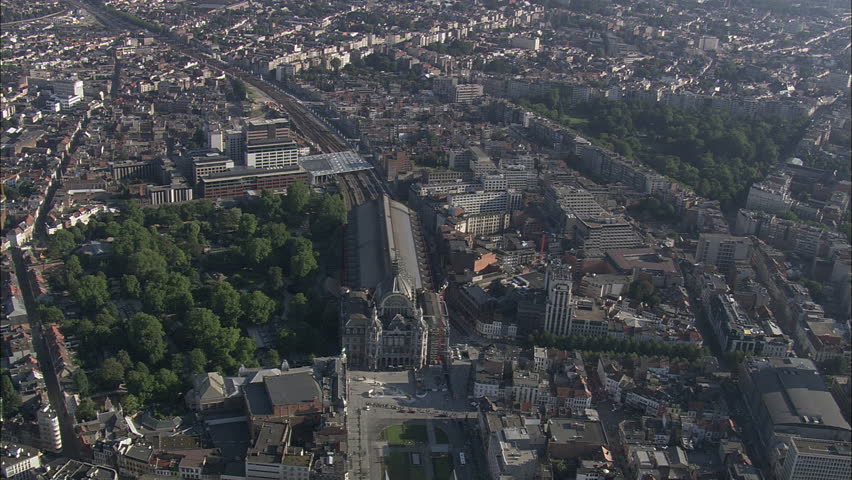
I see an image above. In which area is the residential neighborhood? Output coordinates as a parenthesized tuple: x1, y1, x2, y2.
(2, 1, 850, 480)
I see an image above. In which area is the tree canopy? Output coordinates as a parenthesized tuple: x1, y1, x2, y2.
(52, 195, 340, 416)
(520, 96, 806, 210)
(1, 371, 22, 419)
(526, 331, 707, 361)
(285, 181, 311, 215)
(127, 313, 167, 365)
(48, 229, 77, 258)
(73, 274, 111, 314)
(627, 278, 660, 307)
(289, 237, 318, 279)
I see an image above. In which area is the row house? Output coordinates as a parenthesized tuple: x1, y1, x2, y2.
(624, 388, 670, 417)
(5, 215, 36, 249)
(597, 357, 634, 404)
(45, 204, 108, 235)
(43, 324, 75, 378)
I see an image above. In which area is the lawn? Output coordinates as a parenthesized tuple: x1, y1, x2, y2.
(563, 115, 589, 127)
(434, 427, 449, 444)
(432, 455, 454, 480)
(381, 424, 428, 446)
(384, 451, 425, 480)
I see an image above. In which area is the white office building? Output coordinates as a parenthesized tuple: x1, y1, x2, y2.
(208, 129, 224, 152)
(482, 174, 509, 192)
(774, 436, 851, 480)
(451, 83, 484, 104)
(575, 216, 641, 253)
(246, 138, 299, 170)
(52, 79, 84, 98)
(696, 234, 752, 274)
(746, 173, 793, 213)
(448, 190, 522, 215)
(1, 444, 42, 480)
(57, 95, 82, 110)
(500, 164, 537, 190)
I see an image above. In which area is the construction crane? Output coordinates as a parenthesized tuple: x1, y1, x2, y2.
(535, 233, 547, 264)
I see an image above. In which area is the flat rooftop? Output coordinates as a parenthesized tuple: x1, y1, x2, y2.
(248, 118, 289, 126)
(548, 418, 606, 445)
(281, 455, 312, 467)
(203, 165, 304, 181)
(247, 423, 287, 464)
(246, 137, 296, 147)
(791, 437, 851, 457)
(572, 298, 606, 323)
(607, 248, 677, 274)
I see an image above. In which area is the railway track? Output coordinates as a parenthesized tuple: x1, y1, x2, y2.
(75, 0, 348, 154)
(193, 58, 349, 154)
(337, 174, 353, 211)
(75, 0, 383, 212)
(336, 170, 383, 211)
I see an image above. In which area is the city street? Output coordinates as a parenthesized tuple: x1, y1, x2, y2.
(589, 395, 631, 472)
(11, 248, 81, 460)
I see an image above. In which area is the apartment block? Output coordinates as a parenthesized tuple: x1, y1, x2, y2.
(696, 234, 752, 274)
(575, 216, 642, 253)
(448, 189, 521, 215)
(52, 79, 84, 98)
(148, 183, 193, 205)
(544, 184, 606, 231)
(709, 294, 765, 354)
(500, 164, 537, 190)
(37, 406, 62, 454)
(746, 173, 793, 213)
(451, 83, 484, 104)
(225, 129, 246, 164)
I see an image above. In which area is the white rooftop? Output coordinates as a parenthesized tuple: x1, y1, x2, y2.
(299, 151, 373, 177)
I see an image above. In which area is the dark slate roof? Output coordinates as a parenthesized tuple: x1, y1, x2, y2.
(136, 413, 181, 432)
(244, 382, 273, 416)
(751, 359, 850, 432)
(264, 372, 321, 406)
